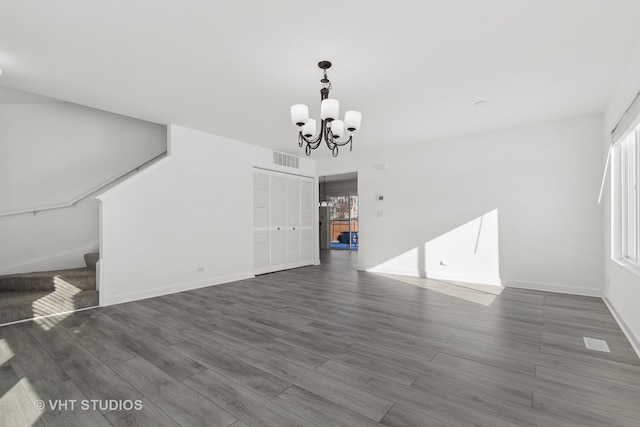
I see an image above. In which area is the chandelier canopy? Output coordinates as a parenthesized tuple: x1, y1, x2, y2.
(291, 61, 362, 157)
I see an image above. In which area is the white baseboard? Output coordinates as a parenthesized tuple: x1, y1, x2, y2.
(362, 265, 502, 287)
(603, 297, 640, 359)
(100, 272, 254, 306)
(501, 279, 603, 297)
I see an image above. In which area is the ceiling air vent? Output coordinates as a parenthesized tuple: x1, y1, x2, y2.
(273, 151, 300, 169)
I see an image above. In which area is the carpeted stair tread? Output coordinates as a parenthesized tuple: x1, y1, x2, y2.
(84, 252, 99, 269)
(0, 267, 96, 292)
(0, 289, 98, 324)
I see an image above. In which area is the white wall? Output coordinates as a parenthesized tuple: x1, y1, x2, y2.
(603, 39, 640, 355)
(98, 125, 316, 306)
(0, 101, 166, 274)
(317, 115, 604, 295)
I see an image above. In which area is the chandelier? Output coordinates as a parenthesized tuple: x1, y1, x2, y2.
(290, 61, 362, 157)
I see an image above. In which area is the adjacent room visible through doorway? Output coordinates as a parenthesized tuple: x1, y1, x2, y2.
(319, 172, 358, 251)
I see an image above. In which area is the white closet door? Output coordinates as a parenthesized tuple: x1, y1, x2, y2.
(286, 177, 301, 264)
(253, 168, 315, 274)
(300, 229, 313, 263)
(270, 229, 286, 268)
(253, 231, 270, 270)
(286, 178, 300, 227)
(286, 229, 300, 264)
(270, 174, 287, 271)
(270, 175, 286, 226)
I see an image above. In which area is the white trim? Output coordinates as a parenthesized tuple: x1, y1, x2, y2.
(99, 272, 254, 306)
(360, 265, 601, 297)
(361, 265, 502, 287)
(612, 256, 640, 278)
(603, 297, 640, 359)
(501, 279, 603, 297)
(426, 271, 502, 287)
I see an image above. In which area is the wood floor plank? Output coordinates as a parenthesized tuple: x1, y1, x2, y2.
(181, 323, 253, 356)
(55, 345, 142, 406)
(64, 321, 138, 366)
(315, 359, 521, 427)
(254, 340, 328, 370)
(104, 397, 180, 427)
(183, 369, 313, 427)
(99, 304, 189, 346)
(271, 385, 382, 427)
(276, 331, 420, 386)
(26, 379, 112, 427)
(374, 328, 537, 375)
(449, 327, 541, 354)
(409, 370, 577, 427)
(23, 319, 78, 358)
(112, 357, 237, 427)
(380, 404, 457, 427)
(237, 348, 394, 422)
(171, 340, 291, 399)
(87, 313, 208, 381)
(1, 323, 69, 390)
(347, 341, 440, 374)
(532, 392, 639, 427)
(431, 352, 537, 389)
(412, 363, 533, 407)
(533, 365, 640, 418)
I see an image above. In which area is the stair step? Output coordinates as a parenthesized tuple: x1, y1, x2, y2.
(84, 252, 99, 269)
(0, 289, 99, 324)
(0, 268, 96, 292)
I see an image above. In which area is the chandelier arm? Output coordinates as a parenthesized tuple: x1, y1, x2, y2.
(299, 119, 328, 156)
(324, 126, 333, 149)
(299, 131, 323, 147)
(330, 135, 353, 147)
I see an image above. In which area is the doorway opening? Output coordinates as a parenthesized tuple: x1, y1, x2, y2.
(319, 172, 358, 250)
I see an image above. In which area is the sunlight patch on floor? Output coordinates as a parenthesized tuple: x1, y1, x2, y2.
(373, 272, 503, 306)
(0, 339, 14, 365)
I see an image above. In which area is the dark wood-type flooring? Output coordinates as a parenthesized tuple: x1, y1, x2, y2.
(1, 250, 639, 426)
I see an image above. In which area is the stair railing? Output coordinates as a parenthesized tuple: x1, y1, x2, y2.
(0, 151, 168, 218)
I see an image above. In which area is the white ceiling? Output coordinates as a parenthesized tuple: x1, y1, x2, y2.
(1, 0, 640, 158)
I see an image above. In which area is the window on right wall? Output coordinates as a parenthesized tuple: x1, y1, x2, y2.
(613, 122, 640, 272)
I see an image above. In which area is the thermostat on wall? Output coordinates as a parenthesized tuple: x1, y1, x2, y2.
(377, 195, 384, 201)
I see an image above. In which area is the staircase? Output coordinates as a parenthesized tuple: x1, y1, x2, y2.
(0, 253, 99, 325)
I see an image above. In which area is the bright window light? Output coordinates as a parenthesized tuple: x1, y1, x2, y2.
(613, 124, 640, 271)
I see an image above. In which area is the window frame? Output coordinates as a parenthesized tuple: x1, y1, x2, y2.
(612, 125, 640, 275)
